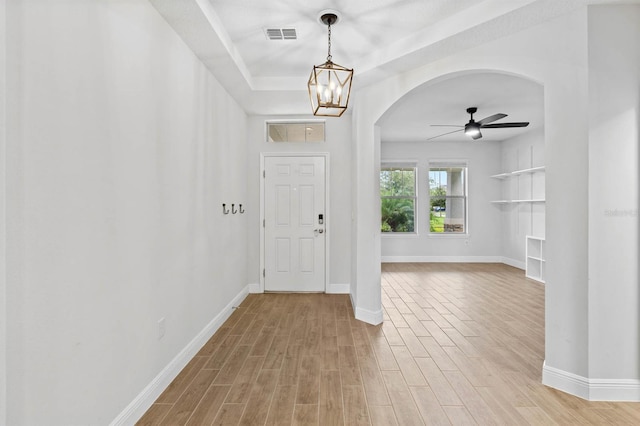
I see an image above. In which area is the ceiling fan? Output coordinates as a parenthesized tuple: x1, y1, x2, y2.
(428, 107, 529, 140)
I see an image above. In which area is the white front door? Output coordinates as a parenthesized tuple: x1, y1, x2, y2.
(264, 156, 326, 292)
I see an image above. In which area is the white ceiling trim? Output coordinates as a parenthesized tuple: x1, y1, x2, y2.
(149, 0, 640, 115)
(356, 0, 540, 78)
(193, 0, 254, 88)
(149, 0, 257, 111)
(246, 0, 545, 92)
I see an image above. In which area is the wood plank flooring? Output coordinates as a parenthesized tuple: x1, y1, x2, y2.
(137, 263, 640, 425)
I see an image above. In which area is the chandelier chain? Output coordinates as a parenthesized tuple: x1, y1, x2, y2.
(327, 21, 332, 62)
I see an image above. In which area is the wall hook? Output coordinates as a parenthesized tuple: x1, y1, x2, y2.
(231, 203, 238, 214)
(239, 204, 245, 214)
(222, 203, 229, 214)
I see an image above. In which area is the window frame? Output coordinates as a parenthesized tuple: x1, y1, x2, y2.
(265, 119, 326, 143)
(427, 161, 469, 236)
(380, 163, 418, 235)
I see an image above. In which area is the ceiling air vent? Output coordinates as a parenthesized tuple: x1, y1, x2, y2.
(282, 28, 297, 40)
(264, 28, 297, 40)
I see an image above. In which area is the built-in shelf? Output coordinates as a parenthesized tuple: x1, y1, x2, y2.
(491, 165, 545, 204)
(490, 166, 545, 179)
(490, 199, 546, 204)
(526, 236, 545, 283)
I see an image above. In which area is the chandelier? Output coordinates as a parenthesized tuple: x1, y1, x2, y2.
(307, 12, 353, 117)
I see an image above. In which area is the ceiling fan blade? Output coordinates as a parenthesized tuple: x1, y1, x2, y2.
(431, 124, 463, 127)
(481, 122, 529, 128)
(477, 113, 507, 125)
(426, 128, 463, 141)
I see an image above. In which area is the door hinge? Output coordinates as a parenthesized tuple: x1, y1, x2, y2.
(263, 219, 265, 227)
(263, 170, 265, 178)
(263, 269, 265, 277)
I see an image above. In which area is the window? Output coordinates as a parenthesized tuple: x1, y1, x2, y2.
(380, 165, 416, 233)
(429, 163, 467, 234)
(266, 121, 325, 142)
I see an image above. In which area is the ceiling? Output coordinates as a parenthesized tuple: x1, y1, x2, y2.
(378, 72, 544, 143)
(207, 0, 488, 80)
(148, 0, 622, 140)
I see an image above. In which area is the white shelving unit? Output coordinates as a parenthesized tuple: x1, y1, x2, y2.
(490, 199, 545, 204)
(490, 166, 545, 179)
(490, 166, 545, 203)
(526, 236, 545, 283)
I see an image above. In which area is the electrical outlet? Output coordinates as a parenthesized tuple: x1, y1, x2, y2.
(158, 317, 166, 340)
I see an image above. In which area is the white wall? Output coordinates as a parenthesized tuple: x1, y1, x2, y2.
(354, 4, 640, 400)
(541, 11, 591, 382)
(246, 116, 352, 291)
(3, 5, 638, 424)
(0, 0, 7, 422)
(587, 5, 640, 384)
(352, 5, 594, 389)
(5, 1, 248, 424)
(499, 129, 546, 267)
(380, 140, 502, 262)
(350, 109, 383, 324)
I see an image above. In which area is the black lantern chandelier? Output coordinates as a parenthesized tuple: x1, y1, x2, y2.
(307, 12, 353, 117)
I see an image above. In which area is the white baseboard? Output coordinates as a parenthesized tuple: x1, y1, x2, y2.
(354, 305, 383, 326)
(542, 361, 590, 400)
(380, 255, 526, 270)
(501, 257, 525, 270)
(381, 255, 504, 263)
(249, 283, 348, 294)
(110, 286, 249, 426)
(326, 283, 350, 294)
(542, 361, 640, 401)
(349, 293, 357, 316)
(589, 378, 640, 401)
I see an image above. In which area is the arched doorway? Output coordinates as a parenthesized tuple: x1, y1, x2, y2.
(349, 68, 547, 327)
(375, 71, 544, 265)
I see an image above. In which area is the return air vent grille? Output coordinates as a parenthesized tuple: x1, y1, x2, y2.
(282, 29, 297, 39)
(264, 28, 297, 40)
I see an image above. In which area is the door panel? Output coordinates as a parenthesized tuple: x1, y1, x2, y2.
(299, 185, 315, 225)
(275, 238, 290, 272)
(275, 185, 291, 225)
(264, 156, 325, 292)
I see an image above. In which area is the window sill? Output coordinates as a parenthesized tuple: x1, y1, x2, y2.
(381, 232, 419, 238)
(427, 233, 469, 238)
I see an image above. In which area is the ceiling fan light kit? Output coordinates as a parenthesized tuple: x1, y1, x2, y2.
(429, 107, 529, 141)
(307, 11, 353, 117)
(464, 125, 481, 138)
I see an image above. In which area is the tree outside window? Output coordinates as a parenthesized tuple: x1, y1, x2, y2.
(429, 165, 467, 234)
(380, 167, 416, 233)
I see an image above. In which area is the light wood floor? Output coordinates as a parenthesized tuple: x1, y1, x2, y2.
(137, 263, 640, 425)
